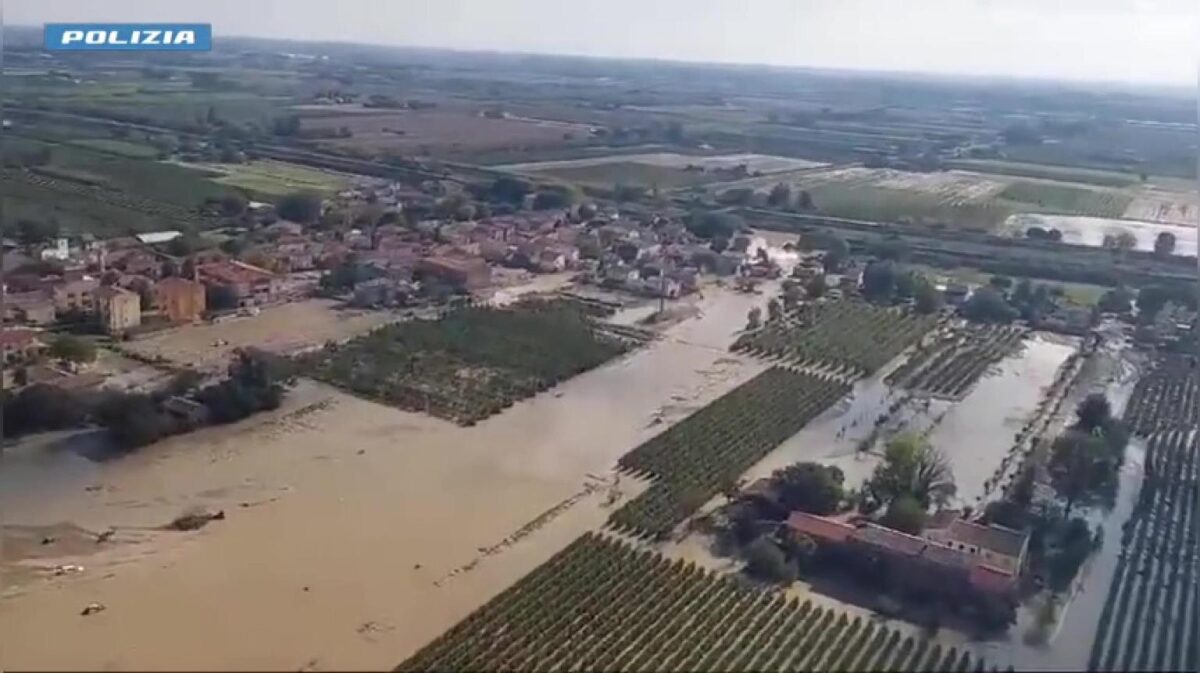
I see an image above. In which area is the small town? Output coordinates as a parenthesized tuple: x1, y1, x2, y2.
(1, 4, 1197, 673)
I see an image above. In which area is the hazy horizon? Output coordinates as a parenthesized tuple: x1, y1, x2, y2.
(9, 0, 1199, 87)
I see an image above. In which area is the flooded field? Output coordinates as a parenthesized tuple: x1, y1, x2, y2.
(122, 299, 406, 374)
(741, 333, 1079, 506)
(0, 286, 773, 670)
(1004, 213, 1198, 257)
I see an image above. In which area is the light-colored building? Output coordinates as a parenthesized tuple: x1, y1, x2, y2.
(154, 277, 207, 323)
(51, 276, 100, 314)
(95, 285, 142, 335)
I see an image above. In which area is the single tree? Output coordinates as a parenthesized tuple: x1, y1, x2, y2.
(276, 191, 323, 224)
(744, 536, 797, 583)
(1074, 393, 1112, 434)
(882, 495, 927, 535)
(821, 235, 850, 272)
(767, 183, 792, 208)
(866, 433, 956, 510)
(1153, 231, 1176, 258)
(774, 462, 845, 515)
(962, 287, 1017, 324)
(1049, 430, 1118, 517)
(861, 260, 898, 301)
(746, 307, 763, 330)
(913, 277, 942, 314)
(49, 335, 96, 364)
(767, 298, 783, 322)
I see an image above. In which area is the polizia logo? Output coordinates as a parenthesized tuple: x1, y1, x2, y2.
(44, 24, 212, 51)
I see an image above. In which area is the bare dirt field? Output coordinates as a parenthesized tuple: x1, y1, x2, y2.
(122, 299, 404, 374)
(0, 287, 775, 671)
(300, 109, 592, 155)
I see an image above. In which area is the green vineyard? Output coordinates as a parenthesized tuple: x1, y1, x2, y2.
(609, 367, 849, 538)
(886, 324, 1025, 399)
(396, 533, 989, 672)
(1122, 355, 1200, 435)
(298, 300, 650, 425)
(732, 300, 937, 377)
(1088, 429, 1199, 672)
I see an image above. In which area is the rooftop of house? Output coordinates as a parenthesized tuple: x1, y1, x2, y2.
(786, 511, 856, 544)
(938, 519, 1028, 559)
(135, 230, 183, 245)
(198, 260, 277, 285)
(156, 276, 205, 292)
(94, 285, 137, 300)
(0, 328, 41, 348)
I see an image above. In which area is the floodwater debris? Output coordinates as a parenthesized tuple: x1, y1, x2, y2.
(54, 564, 85, 576)
(164, 508, 226, 532)
(80, 602, 106, 616)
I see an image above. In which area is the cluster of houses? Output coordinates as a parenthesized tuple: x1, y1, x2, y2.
(3, 234, 284, 339)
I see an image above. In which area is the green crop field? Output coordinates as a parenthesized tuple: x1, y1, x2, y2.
(194, 160, 353, 198)
(398, 532, 988, 672)
(70, 138, 161, 158)
(996, 181, 1132, 218)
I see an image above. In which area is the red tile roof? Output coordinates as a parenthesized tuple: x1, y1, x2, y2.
(786, 512, 856, 544)
(969, 563, 1017, 594)
(198, 260, 276, 285)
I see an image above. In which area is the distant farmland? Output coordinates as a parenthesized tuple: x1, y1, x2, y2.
(738, 166, 1146, 231)
(505, 152, 825, 190)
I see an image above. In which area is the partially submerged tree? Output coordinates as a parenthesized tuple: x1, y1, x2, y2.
(1153, 231, 1176, 258)
(774, 462, 845, 515)
(866, 433, 956, 511)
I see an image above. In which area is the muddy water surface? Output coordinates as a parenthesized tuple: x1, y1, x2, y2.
(0, 287, 773, 671)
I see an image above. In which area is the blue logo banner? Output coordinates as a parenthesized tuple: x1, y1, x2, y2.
(44, 23, 212, 51)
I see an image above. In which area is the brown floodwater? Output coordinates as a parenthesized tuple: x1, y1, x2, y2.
(0, 285, 773, 671)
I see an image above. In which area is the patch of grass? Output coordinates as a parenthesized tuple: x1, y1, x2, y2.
(997, 181, 1132, 218)
(193, 160, 351, 198)
(71, 138, 160, 158)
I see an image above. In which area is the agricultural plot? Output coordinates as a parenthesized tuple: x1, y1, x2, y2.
(887, 324, 1026, 399)
(69, 138, 161, 158)
(945, 159, 1139, 188)
(753, 166, 1013, 230)
(1088, 429, 1199, 673)
(732, 300, 938, 377)
(397, 532, 986, 673)
(1122, 355, 1200, 435)
(299, 109, 592, 157)
(2, 167, 220, 235)
(609, 367, 848, 538)
(297, 300, 651, 426)
(995, 181, 1132, 219)
(190, 160, 353, 198)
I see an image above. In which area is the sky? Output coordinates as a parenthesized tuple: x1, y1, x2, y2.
(9, 0, 1199, 86)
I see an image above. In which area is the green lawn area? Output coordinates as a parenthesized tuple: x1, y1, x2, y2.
(195, 160, 351, 198)
(70, 138, 160, 158)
